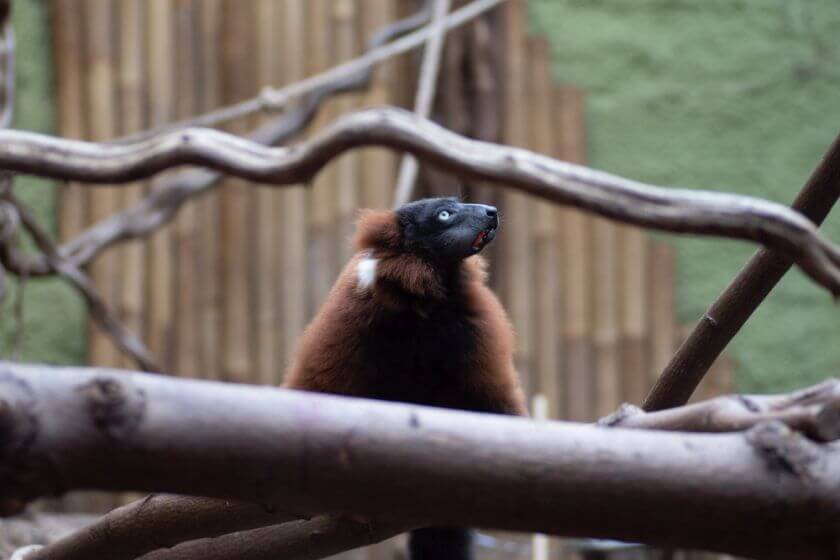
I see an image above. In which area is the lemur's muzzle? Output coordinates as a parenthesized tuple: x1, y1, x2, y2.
(470, 205, 499, 250)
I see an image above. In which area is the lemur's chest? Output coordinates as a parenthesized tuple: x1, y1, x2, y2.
(359, 303, 479, 403)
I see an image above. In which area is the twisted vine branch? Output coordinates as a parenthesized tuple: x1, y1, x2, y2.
(0, 107, 837, 294)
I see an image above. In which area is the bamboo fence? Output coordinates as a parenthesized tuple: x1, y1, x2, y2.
(51, 1, 733, 557)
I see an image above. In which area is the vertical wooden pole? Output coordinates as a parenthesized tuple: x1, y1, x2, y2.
(195, 0, 222, 380)
(146, 0, 176, 371)
(116, 2, 150, 507)
(556, 86, 594, 422)
(359, 0, 397, 210)
(53, 0, 87, 239)
(83, 0, 120, 368)
(277, 0, 309, 379)
(359, 15, 399, 560)
(219, 0, 256, 383)
(173, 0, 200, 377)
(620, 227, 651, 405)
(333, 0, 361, 265)
(253, 0, 281, 385)
(650, 242, 677, 376)
(307, 0, 340, 317)
(501, 0, 534, 399)
(592, 214, 621, 417)
(116, 0, 148, 370)
(466, 9, 504, 279)
(529, 38, 561, 419)
(529, 37, 566, 560)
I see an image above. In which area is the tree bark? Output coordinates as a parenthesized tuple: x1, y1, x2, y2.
(1, 362, 840, 558)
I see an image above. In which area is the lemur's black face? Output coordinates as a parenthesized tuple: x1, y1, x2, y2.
(396, 197, 499, 262)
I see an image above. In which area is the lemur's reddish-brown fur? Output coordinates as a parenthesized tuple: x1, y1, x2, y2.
(284, 209, 526, 416)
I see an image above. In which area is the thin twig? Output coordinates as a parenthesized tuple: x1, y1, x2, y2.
(393, 0, 452, 208)
(0, 107, 838, 294)
(3, 194, 159, 372)
(111, 0, 504, 145)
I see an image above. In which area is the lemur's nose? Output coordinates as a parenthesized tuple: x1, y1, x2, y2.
(485, 206, 498, 217)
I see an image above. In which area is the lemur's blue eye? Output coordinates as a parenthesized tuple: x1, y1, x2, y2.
(437, 209, 453, 221)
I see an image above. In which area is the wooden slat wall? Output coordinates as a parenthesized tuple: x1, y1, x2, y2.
(51, 1, 734, 557)
(116, 0, 147, 371)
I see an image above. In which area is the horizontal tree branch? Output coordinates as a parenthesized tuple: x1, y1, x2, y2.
(2, 362, 840, 558)
(0, 108, 838, 294)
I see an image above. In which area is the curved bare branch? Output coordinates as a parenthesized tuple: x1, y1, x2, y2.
(24, 495, 296, 560)
(0, 107, 837, 293)
(140, 516, 406, 560)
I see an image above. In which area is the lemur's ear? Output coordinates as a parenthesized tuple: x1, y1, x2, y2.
(354, 209, 401, 251)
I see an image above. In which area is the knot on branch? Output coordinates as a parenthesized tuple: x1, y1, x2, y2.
(597, 403, 643, 427)
(77, 376, 146, 440)
(0, 369, 37, 461)
(0, 370, 38, 516)
(746, 421, 821, 480)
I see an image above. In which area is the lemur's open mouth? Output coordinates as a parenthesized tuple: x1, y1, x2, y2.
(471, 226, 497, 251)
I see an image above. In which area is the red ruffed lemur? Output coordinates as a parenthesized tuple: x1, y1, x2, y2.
(284, 197, 527, 560)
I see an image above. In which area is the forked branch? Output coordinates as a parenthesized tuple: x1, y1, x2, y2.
(644, 131, 840, 411)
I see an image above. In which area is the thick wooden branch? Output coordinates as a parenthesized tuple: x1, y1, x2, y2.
(0, 109, 838, 294)
(2, 362, 840, 558)
(644, 131, 840, 411)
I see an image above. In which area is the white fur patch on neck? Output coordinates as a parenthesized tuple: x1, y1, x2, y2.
(356, 256, 378, 291)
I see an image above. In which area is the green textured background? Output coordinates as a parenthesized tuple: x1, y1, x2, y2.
(0, 1, 86, 365)
(1, 2, 838, 390)
(529, 0, 840, 392)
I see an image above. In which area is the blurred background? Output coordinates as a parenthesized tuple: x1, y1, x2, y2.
(0, 1, 838, 558)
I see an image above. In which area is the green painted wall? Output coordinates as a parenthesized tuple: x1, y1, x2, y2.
(0, 2, 86, 365)
(529, 0, 840, 392)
